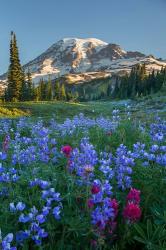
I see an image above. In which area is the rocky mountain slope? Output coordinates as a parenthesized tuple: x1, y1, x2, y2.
(1, 38, 166, 84)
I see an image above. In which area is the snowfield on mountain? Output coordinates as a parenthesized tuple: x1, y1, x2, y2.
(1, 38, 166, 84)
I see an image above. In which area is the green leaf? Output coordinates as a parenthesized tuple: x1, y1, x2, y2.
(147, 219, 153, 239)
(134, 236, 147, 244)
(134, 224, 146, 240)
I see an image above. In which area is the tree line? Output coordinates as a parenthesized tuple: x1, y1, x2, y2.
(112, 64, 166, 99)
(33, 78, 79, 101)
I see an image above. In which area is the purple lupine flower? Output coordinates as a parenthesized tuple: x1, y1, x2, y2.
(69, 138, 98, 180)
(31, 235, 41, 246)
(114, 144, 134, 190)
(53, 206, 61, 220)
(102, 180, 113, 196)
(16, 202, 26, 211)
(10, 202, 26, 212)
(10, 203, 16, 212)
(19, 214, 31, 223)
(150, 145, 159, 153)
(0, 152, 7, 160)
(1, 232, 16, 250)
(16, 231, 29, 243)
(37, 228, 48, 238)
(36, 214, 46, 224)
(30, 179, 50, 189)
(42, 206, 50, 216)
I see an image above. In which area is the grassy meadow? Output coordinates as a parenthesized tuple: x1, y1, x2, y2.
(0, 94, 165, 249)
(0, 92, 166, 120)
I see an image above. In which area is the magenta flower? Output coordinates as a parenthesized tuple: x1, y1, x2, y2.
(61, 145, 72, 158)
(111, 199, 118, 217)
(127, 188, 140, 204)
(91, 185, 100, 194)
(2, 135, 10, 152)
(123, 202, 141, 223)
(87, 199, 94, 209)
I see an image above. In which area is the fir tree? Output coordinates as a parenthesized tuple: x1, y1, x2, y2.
(6, 31, 24, 101)
(150, 70, 156, 93)
(66, 91, 73, 101)
(19, 71, 27, 101)
(31, 83, 36, 101)
(34, 86, 40, 101)
(46, 77, 53, 100)
(38, 79, 47, 100)
(112, 76, 120, 98)
(60, 84, 66, 100)
(54, 81, 60, 100)
(27, 69, 33, 100)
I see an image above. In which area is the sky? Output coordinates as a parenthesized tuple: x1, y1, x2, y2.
(0, 0, 166, 74)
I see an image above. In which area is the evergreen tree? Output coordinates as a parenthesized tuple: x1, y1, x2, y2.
(54, 81, 60, 100)
(129, 66, 136, 98)
(34, 86, 40, 101)
(6, 31, 24, 101)
(112, 76, 120, 98)
(31, 83, 36, 101)
(46, 77, 53, 100)
(150, 70, 156, 93)
(27, 69, 33, 100)
(4, 88, 9, 102)
(119, 75, 128, 99)
(107, 84, 112, 97)
(38, 79, 47, 100)
(19, 71, 27, 101)
(60, 84, 66, 100)
(73, 91, 79, 102)
(66, 91, 73, 101)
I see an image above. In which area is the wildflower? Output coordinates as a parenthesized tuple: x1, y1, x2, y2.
(87, 199, 94, 209)
(19, 214, 31, 223)
(2, 135, 10, 152)
(53, 206, 61, 220)
(42, 206, 50, 216)
(61, 145, 72, 157)
(102, 181, 113, 196)
(114, 144, 134, 190)
(84, 165, 94, 174)
(123, 202, 141, 223)
(37, 228, 48, 238)
(29, 179, 50, 189)
(10, 203, 16, 212)
(127, 188, 140, 204)
(111, 199, 118, 217)
(16, 231, 29, 243)
(91, 185, 100, 194)
(91, 203, 115, 230)
(10, 202, 26, 212)
(0, 152, 7, 161)
(36, 214, 46, 224)
(150, 144, 159, 153)
(1, 232, 16, 250)
(16, 202, 26, 211)
(69, 138, 98, 179)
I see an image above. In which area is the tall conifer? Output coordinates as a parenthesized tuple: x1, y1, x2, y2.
(60, 84, 66, 100)
(27, 69, 33, 100)
(7, 31, 23, 101)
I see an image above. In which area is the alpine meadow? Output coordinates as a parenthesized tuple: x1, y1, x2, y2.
(0, 1, 166, 249)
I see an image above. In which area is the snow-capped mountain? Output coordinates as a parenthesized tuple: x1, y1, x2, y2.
(1, 38, 166, 84)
